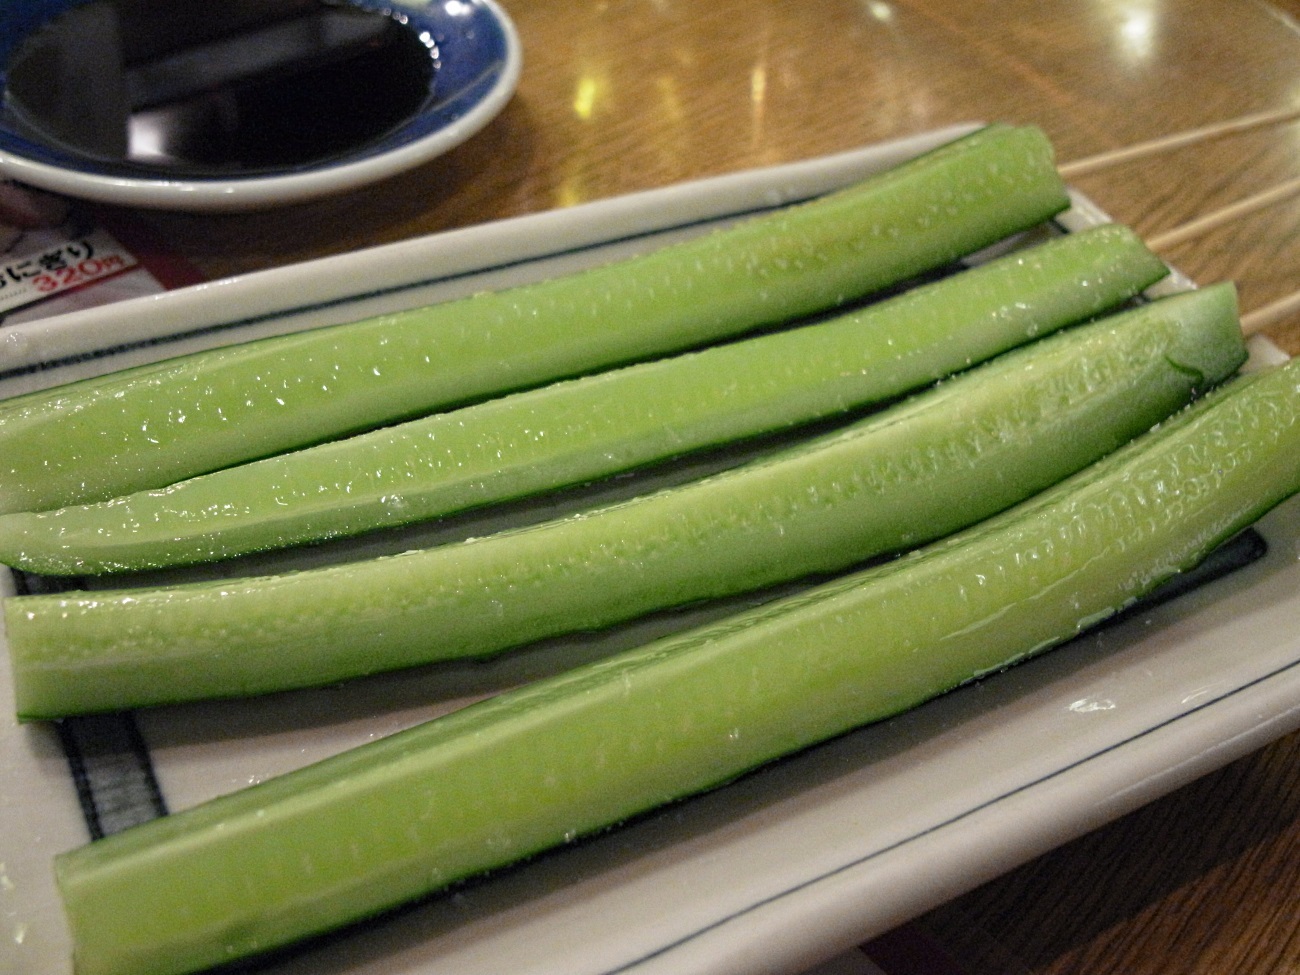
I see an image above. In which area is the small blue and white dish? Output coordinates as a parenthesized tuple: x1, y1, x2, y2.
(0, 0, 521, 210)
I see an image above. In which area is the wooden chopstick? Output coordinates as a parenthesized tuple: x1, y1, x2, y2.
(1052, 110, 1300, 340)
(1241, 290, 1300, 337)
(1143, 174, 1300, 251)
(1125, 180, 1300, 338)
(1059, 105, 1300, 178)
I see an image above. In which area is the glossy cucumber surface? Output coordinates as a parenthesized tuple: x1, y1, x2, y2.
(0, 225, 1166, 575)
(6, 285, 1246, 717)
(0, 124, 1069, 515)
(51, 353, 1300, 975)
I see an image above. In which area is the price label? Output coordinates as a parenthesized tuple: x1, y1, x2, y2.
(0, 229, 139, 315)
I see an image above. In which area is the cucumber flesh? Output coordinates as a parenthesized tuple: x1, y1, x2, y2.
(0, 124, 1069, 515)
(51, 354, 1300, 975)
(0, 225, 1166, 575)
(6, 285, 1246, 717)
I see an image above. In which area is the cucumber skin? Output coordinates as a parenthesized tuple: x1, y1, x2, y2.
(6, 285, 1246, 717)
(0, 125, 1069, 516)
(52, 355, 1300, 975)
(0, 225, 1167, 575)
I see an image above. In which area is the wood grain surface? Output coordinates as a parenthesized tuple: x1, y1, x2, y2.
(82, 2, 1300, 972)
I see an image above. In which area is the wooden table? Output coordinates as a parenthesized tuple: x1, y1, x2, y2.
(90, 1, 1300, 972)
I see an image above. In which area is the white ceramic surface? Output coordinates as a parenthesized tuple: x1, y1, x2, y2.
(2, 127, 1299, 975)
(0, 0, 521, 211)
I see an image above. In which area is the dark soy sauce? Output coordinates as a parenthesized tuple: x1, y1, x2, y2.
(4, 0, 437, 175)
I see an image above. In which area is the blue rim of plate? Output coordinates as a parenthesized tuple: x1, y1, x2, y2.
(0, 0, 521, 210)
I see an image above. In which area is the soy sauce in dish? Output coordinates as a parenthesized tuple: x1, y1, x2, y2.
(3, 0, 437, 175)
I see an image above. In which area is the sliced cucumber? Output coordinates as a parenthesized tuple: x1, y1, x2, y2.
(0, 225, 1166, 575)
(6, 285, 1246, 717)
(0, 124, 1068, 515)
(52, 353, 1300, 975)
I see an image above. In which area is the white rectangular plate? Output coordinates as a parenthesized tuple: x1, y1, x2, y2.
(3, 125, 1299, 975)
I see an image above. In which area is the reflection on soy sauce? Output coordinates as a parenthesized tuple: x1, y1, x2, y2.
(3, 0, 437, 175)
